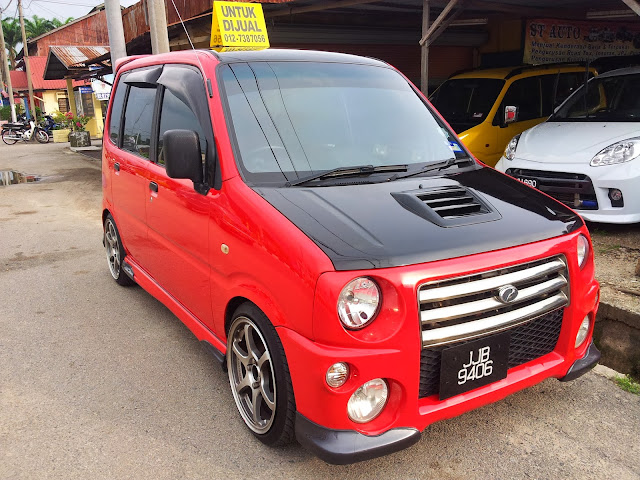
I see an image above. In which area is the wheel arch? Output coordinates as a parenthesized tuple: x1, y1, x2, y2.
(225, 296, 264, 335)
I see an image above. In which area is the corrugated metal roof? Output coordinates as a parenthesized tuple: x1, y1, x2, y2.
(49, 46, 111, 68)
(44, 46, 110, 80)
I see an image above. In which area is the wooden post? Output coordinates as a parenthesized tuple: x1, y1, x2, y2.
(18, 0, 37, 120)
(421, 0, 430, 95)
(0, 8, 17, 122)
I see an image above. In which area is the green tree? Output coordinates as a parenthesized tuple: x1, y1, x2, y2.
(24, 15, 55, 39)
(1, 17, 21, 69)
(51, 17, 74, 28)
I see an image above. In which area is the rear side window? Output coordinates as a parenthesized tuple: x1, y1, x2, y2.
(122, 85, 156, 159)
(157, 89, 206, 166)
(108, 80, 127, 145)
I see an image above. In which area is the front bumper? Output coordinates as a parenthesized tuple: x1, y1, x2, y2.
(277, 232, 599, 463)
(495, 156, 640, 224)
(559, 341, 601, 382)
(294, 341, 600, 464)
(295, 413, 420, 465)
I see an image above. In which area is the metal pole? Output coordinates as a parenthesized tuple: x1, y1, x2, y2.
(421, 0, 430, 95)
(18, 0, 36, 120)
(104, 0, 128, 68)
(0, 8, 17, 122)
(147, 0, 170, 54)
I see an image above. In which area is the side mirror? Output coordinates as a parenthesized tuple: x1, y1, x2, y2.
(163, 129, 203, 184)
(504, 105, 518, 125)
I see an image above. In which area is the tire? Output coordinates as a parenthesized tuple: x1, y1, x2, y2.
(35, 129, 49, 143)
(103, 214, 135, 286)
(1, 129, 19, 145)
(227, 303, 296, 446)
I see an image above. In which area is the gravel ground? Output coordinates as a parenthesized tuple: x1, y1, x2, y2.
(589, 224, 640, 315)
(1, 141, 639, 479)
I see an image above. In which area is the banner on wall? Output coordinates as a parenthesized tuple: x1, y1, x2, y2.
(524, 18, 640, 64)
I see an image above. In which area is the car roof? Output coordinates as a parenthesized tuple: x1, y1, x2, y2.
(450, 63, 590, 81)
(210, 48, 389, 67)
(597, 65, 640, 78)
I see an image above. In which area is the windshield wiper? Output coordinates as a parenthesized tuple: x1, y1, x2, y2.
(286, 164, 408, 187)
(388, 158, 460, 181)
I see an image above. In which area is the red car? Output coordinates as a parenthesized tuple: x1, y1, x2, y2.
(102, 49, 600, 464)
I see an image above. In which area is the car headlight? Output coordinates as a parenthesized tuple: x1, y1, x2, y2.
(337, 277, 381, 330)
(590, 137, 640, 166)
(577, 234, 589, 269)
(504, 134, 521, 161)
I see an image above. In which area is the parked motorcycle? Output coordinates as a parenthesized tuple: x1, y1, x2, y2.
(1, 116, 49, 145)
(38, 114, 57, 141)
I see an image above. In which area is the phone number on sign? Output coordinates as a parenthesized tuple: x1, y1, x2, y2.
(223, 33, 266, 44)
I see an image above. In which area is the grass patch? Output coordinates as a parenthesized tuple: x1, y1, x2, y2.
(614, 375, 640, 394)
(597, 244, 622, 254)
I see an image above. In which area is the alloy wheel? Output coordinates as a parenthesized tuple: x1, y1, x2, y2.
(104, 219, 121, 280)
(227, 316, 277, 434)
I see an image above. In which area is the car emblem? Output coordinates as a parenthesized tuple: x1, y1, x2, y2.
(497, 285, 519, 303)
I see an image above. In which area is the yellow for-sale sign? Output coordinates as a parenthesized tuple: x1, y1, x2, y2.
(211, 1, 270, 51)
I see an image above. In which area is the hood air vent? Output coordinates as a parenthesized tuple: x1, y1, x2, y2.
(419, 186, 486, 218)
(392, 186, 501, 227)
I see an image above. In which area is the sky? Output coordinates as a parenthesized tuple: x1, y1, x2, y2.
(1, 0, 139, 23)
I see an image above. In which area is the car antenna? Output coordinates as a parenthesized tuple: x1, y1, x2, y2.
(169, 0, 206, 74)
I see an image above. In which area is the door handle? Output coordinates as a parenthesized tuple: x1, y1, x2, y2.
(149, 181, 158, 193)
(114, 162, 120, 172)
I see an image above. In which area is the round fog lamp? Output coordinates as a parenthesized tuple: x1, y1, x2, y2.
(347, 378, 388, 423)
(575, 315, 591, 348)
(609, 189, 623, 202)
(326, 362, 349, 388)
(577, 234, 589, 269)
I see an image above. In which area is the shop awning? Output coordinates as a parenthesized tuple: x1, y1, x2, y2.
(44, 46, 111, 80)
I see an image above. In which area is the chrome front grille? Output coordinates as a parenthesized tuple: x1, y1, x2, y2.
(419, 256, 569, 348)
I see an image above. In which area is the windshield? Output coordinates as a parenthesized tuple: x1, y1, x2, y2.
(552, 73, 640, 122)
(429, 78, 505, 133)
(220, 62, 465, 185)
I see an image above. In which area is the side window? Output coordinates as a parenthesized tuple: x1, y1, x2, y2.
(108, 80, 127, 145)
(556, 73, 585, 105)
(541, 72, 595, 117)
(502, 77, 541, 122)
(157, 88, 206, 166)
(122, 85, 156, 159)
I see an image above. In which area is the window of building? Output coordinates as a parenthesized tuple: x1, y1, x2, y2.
(57, 95, 70, 113)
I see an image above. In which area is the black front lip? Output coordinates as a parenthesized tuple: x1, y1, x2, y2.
(559, 341, 601, 382)
(295, 413, 420, 464)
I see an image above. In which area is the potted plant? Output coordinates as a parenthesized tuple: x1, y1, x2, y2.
(65, 111, 91, 147)
(51, 111, 71, 143)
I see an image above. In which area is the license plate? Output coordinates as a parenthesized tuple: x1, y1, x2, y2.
(516, 177, 538, 189)
(439, 332, 510, 400)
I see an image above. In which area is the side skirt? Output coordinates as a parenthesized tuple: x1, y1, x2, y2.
(122, 257, 227, 361)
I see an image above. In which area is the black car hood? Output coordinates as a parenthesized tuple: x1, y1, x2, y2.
(254, 167, 583, 271)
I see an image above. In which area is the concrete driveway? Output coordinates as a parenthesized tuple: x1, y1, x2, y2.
(1, 141, 639, 480)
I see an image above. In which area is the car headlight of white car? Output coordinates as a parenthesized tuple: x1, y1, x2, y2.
(590, 137, 640, 166)
(504, 134, 521, 161)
